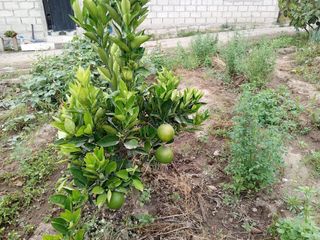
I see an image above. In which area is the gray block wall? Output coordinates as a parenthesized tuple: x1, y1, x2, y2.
(143, 0, 280, 37)
(0, 0, 47, 40)
(0, 0, 279, 40)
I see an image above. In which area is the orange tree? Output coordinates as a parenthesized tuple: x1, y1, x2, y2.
(44, 0, 208, 239)
(279, 0, 320, 33)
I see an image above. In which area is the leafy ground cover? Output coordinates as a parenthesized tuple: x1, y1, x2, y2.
(0, 31, 320, 240)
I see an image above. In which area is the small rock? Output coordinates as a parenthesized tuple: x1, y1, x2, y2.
(213, 150, 220, 157)
(252, 207, 258, 213)
(251, 227, 263, 234)
(32, 124, 57, 148)
(282, 178, 288, 182)
(30, 223, 55, 240)
(208, 185, 217, 191)
(14, 180, 24, 187)
(212, 56, 226, 71)
(278, 47, 296, 55)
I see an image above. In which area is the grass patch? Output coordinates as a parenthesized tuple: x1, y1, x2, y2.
(0, 146, 62, 235)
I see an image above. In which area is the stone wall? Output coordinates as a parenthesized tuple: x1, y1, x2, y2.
(143, 0, 279, 37)
(0, 0, 46, 40)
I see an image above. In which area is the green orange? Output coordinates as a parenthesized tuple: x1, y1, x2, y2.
(157, 124, 175, 142)
(155, 146, 174, 164)
(107, 192, 125, 210)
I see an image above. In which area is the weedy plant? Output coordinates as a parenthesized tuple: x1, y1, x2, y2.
(239, 41, 276, 88)
(222, 35, 247, 78)
(276, 187, 320, 240)
(226, 89, 284, 194)
(176, 34, 218, 69)
(44, 0, 208, 239)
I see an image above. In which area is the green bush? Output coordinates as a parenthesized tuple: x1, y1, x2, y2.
(175, 34, 218, 69)
(248, 87, 301, 133)
(23, 37, 100, 110)
(226, 89, 284, 194)
(190, 34, 218, 66)
(279, 0, 320, 34)
(240, 41, 275, 88)
(222, 35, 247, 77)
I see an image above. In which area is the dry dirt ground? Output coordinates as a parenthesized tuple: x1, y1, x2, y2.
(1, 45, 320, 239)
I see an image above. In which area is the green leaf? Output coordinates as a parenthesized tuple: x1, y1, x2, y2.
(132, 179, 144, 191)
(107, 190, 112, 202)
(42, 235, 62, 240)
(97, 135, 119, 147)
(96, 193, 107, 207)
(49, 195, 68, 209)
(74, 229, 85, 240)
(51, 218, 69, 235)
(115, 169, 129, 180)
(124, 139, 139, 149)
(91, 186, 105, 195)
(105, 161, 117, 174)
(64, 118, 76, 134)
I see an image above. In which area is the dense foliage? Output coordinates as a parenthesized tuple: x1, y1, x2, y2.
(23, 37, 100, 110)
(45, 0, 208, 239)
(279, 0, 320, 33)
(227, 89, 285, 194)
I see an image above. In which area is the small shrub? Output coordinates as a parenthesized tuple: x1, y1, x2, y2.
(249, 87, 302, 133)
(276, 187, 320, 240)
(4, 30, 17, 38)
(176, 44, 199, 69)
(190, 34, 218, 66)
(226, 90, 284, 194)
(175, 34, 218, 69)
(222, 35, 247, 77)
(240, 41, 276, 88)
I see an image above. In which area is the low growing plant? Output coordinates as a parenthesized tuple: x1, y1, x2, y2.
(276, 187, 320, 240)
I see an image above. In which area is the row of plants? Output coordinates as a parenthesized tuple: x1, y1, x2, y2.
(222, 31, 320, 238)
(43, 0, 208, 239)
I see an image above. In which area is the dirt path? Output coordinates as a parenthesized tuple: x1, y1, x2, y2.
(270, 48, 320, 194)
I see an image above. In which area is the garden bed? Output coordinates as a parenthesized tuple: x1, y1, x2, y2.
(0, 33, 320, 240)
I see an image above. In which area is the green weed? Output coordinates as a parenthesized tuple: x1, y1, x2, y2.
(221, 35, 247, 77)
(240, 41, 276, 88)
(226, 89, 284, 194)
(275, 187, 320, 240)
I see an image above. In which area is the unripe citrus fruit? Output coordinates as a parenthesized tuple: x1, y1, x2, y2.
(157, 124, 175, 142)
(107, 192, 125, 210)
(155, 146, 174, 164)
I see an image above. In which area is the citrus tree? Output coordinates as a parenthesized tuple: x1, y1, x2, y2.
(279, 0, 320, 33)
(44, 0, 208, 239)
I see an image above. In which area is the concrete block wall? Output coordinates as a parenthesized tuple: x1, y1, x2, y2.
(0, 0, 47, 40)
(142, 0, 279, 37)
(0, 0, 279, 41)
